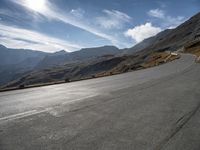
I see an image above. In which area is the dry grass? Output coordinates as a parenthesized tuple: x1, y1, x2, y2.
(184, 41, 200, 63)
(185, 47, 200, 57)
(140, 52, 180, 68)
(184, 39, 200, 58)
(95, 52, 180, 78)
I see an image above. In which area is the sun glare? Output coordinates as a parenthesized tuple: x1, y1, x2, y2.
(24, 0, 46, 12)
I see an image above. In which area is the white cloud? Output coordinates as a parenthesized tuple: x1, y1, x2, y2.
(0, 23, 83, 52)
(148, 8, 185, 28)
(12, 0, 120, 46)
(96, 9, 131, 29)
(148, 9, 165, 19)
(125, 22, 161, 43)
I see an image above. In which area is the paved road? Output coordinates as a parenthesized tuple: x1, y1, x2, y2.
(0, 54, 200, 150)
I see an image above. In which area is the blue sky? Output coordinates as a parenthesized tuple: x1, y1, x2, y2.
(0, 0, 199, 52)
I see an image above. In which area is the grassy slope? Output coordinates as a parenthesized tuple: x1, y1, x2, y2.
(184, 39, 200, 62)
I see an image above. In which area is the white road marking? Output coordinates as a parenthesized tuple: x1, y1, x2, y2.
(0, 110, 38, 121)
(0, 95, 98, 123)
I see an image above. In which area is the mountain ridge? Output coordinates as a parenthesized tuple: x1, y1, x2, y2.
(35, 45, 121, 69)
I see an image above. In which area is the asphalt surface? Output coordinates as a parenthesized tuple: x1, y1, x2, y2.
(0, 54, 200, 150)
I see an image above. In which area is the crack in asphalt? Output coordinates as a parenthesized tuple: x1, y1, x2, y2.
(156, 96, 200, 150)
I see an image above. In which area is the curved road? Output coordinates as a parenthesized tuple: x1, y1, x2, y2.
(0, 54, 200, 150)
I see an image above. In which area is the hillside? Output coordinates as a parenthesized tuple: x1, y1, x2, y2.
(0, 45, 120, 86)
(0, 45, 49, 85)
(126, 29, 172, 54)
(0, 45, 48, 67)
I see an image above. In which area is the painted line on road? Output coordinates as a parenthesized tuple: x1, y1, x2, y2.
(0, 109, 47, 123)
(0, 110, 37, 121)
(0, 94, 99, 123)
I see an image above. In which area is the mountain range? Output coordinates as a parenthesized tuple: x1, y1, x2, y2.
(1, 12, 200, 89)
(0, 45, 121, 86)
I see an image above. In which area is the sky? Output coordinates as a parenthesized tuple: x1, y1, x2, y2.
(0, 0, 199, 52)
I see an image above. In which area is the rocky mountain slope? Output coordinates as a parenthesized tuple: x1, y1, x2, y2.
(126, 29, 172, 54)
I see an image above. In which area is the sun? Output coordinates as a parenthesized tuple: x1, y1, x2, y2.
(24, 0, 46, 12)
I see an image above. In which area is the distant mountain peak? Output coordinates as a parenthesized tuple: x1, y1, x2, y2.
(49, 50, 68, 56)
(59, 49, 67, 52)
